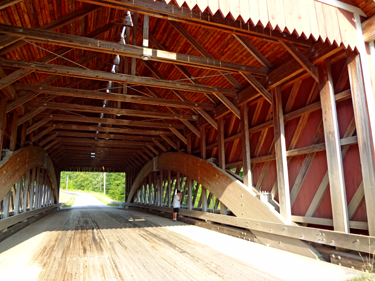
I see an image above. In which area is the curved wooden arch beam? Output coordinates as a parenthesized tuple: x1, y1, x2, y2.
(0, 146, 59, 203)
(127, 152, 321, 259)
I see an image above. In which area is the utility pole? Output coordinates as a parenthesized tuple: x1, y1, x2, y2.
(66, 174, 69, 190)
(103, 172, 106, 195)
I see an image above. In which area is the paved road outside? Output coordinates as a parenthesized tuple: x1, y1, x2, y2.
(60, 191, 109, 208)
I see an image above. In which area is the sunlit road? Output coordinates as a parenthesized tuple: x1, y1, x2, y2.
(60, 191, 109, 208)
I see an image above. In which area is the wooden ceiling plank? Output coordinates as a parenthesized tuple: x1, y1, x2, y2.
(0, 58, 238, 97)
(29, 101, 199, 121)
(0, 23, 268, 76)
(0, 5, 102, 55)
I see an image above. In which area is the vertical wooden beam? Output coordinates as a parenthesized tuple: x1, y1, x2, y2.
(9, 112, 18, 151)
(241, 103, 252, 188)
(29, 167, 36, 209)
(218, 117, 225, 170)
(347, 52, 375, 236)
(201, 186, 207, 212)
(2, 191, 10, 218)
(143, 15, 149, 47)
(131, 13, 138, 76)
(318, 61, 349, 233)
(167, 170, 171, 207)
(186, 132, 192, 210)
(14, 178, 22, 215)
(0, 97, 7, 156)
(159, 170, 163, 206)
(23, 170, 30, 212)
(148, 174, 152, 204)
(272, 86, 292, 223)
(200, 126, 206, 160)
(20, 123, 27, 148)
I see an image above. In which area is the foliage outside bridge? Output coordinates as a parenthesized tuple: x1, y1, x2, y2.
(60, 171, 126, 202)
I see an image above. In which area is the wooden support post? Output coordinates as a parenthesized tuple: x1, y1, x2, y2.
(186, 133, 193, 210)
(200, 126, 206, 160)
(2, 191, 10, 218)
(148, 174, 152, 205)
(20, 123, 27, 148)
(218, 117, 225, 170)
(131, 13, 138, 76)
(241, 103, 252, 188)
(23, 170, 30, 212)
(14, 178, 22, 215)
(34, 168, 41, 209)
(318, 61, 349, 233)
(159, 170, 163, 206)
(272, 86, 292, 223)
(0, 97, 7, 157)
(143, 15, 149, 47)
(29, 167, 36, 209)
(347, 52, 375, 236)
(9, 112, 19, 152)
(201, 186, 208, 212)
(167, 170, 171, 207)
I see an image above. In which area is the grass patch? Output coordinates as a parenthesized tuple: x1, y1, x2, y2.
(61, 195, 75, 208)
(93, 194, 119, 207)
(346, 275, 375, 281)
(59, 193, 71, 203)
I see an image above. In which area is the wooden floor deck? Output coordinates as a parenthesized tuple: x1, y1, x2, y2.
(0, 207, 364, 281)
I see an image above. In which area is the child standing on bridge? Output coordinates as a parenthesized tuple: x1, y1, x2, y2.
(172, 190, 182, 221)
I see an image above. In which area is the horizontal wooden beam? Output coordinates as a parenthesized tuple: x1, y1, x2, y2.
(52, 123, 174, 136)
(54, 131, 159, 141)
(15, 84, 215, 111)
(39, 114, 184, 129)
(225, 136, 358, 168)
(0, 23, 267, 76)
(130, 204, 374, 254)
(29, 101, 199, 121)
(0, 58, 237, 97)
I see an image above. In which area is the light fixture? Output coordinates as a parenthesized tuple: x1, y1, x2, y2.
(141, 55, 150, 61)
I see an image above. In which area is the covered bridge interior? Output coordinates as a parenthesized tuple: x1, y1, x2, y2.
(1, 0, 375, 268)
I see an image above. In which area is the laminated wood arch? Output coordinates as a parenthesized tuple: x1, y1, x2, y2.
(127, 152, 321, 259)
(0, 146, 58, 203)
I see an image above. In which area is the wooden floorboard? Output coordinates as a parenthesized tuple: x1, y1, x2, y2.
(0, 208, 364, 281)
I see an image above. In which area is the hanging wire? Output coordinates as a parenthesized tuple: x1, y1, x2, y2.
(23, 40, 91, 70)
